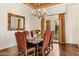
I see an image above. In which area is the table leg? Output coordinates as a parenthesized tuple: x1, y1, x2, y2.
(36, 45, 38, 56)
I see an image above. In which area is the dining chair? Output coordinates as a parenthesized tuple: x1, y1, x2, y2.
(23, 31, 30, 39)
(15, 32, 35, 56)
(23, 31, 35, 48)
(38, 31, 51, 56)
(49, 31, 54, 51)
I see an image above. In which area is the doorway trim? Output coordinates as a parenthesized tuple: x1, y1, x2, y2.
(59, 13, 66, 44)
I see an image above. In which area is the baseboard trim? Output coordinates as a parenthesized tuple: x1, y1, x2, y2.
(66, 43, 78, 47)
(53, 42, 78, 47)
(0, 45, 17, 50)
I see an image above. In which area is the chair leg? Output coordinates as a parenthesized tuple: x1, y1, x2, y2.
(51, 44, 53, 49)
(18, 51, 26, 56)
(49, 44, 53, 51)
(25, 49, 36, 56)
(25, 51, 28, 56)
(42, 50, 45, 56)
(33, 49, 35, 56)
(47, 46, 50, 53)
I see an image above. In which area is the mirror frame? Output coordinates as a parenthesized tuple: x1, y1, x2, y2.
(8, 13, 25, 31)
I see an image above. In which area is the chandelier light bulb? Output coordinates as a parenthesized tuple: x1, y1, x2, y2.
(32, 11, 34, 14)
(44, 9, 46, 12)
(38, 9, 41, 11)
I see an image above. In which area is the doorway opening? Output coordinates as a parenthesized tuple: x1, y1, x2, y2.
(44, 13, 66, 44)
(44, 15, 59, 43)
(53, 18, 59, 43)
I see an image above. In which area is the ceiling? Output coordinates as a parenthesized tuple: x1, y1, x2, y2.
(24, 3, 60, 9)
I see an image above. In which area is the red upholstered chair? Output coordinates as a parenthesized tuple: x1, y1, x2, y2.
(23, 31, 30, 39)
(38, 31, 51, 56)
(23, 31, 35, 41)
(15, 32, 35, 56)
(49, 31, 54, 51)
(23, 31, 34, 48)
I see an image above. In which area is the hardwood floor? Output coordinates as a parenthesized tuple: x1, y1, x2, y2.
(0, 43, 79, 56)
(48, 43, 79, 56)
(0, 46, 18, 56)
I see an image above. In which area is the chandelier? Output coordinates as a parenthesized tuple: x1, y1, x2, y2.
(31, 3, 46, 18)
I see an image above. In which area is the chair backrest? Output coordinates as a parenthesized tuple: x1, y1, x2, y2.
(50, 31, 54, 44)
(23, 31, 30, 39)
(30, 31, 34, 37)
(15, 32, 26, 52)
(43, 31, 51, 50)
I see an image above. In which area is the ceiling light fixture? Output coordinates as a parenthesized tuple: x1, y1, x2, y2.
(32, 3, 46, 18)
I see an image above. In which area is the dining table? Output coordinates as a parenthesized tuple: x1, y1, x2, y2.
(26, 37, 43, 56)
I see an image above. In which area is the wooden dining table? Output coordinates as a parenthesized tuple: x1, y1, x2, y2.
(26, 37, 43, 56)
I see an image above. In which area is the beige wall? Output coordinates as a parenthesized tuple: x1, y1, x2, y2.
(65, 4, 79, 44)
(0, 3, 33, 50)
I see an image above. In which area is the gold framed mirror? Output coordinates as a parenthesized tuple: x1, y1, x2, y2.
(8, 13, 25, 31)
